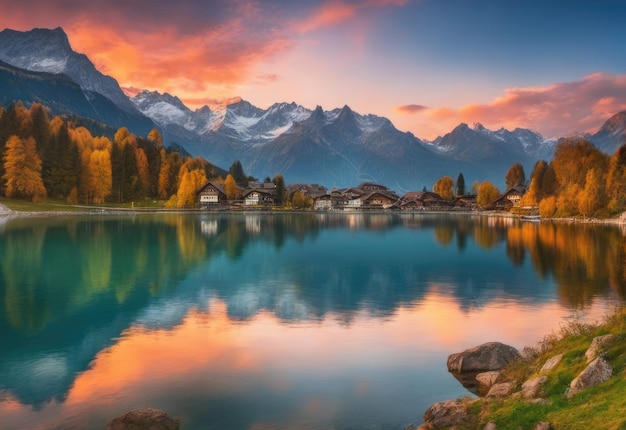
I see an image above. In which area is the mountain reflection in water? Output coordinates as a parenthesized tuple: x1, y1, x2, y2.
(0, 213, 623, 429)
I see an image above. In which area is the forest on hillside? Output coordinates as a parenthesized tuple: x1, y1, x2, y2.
(0, 102, 225, 207)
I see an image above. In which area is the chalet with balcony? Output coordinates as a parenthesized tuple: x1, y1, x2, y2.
(243, 188, 275, 206)
(197, 181, 228, 208)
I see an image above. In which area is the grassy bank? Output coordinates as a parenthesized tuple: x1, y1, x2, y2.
(0, 197, 167, 213)
(457, 308, 626, 429)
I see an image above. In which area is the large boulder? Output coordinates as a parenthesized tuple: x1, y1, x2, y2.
(568, 356, 613, 397)
(447, 342, 521, 391)
(106, 408, 180, 430)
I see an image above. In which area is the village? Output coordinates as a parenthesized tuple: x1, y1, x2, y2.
(196, 180, 528, 212)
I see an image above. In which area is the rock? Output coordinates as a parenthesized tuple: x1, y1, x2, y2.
(486, 382, 515, 398)
(447, 342, 521, 391)
(106, 408, 180, 430)
(475, 371, 500, 395)
(522, 375, 547, 399)
(534, 422, 553, 430)
(568, 356, 613, 397)
(403, 424, 417, 430)
(540, 353, 563, 373)
(422, 400, 470, 429)
(585, 334, 616, 363)
(484, 420, 497, 430)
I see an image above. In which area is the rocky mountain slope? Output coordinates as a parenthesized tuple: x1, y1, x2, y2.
(0, 27, 155, 135)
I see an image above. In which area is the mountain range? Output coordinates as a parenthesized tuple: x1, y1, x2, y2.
(1, 27, 625, 191)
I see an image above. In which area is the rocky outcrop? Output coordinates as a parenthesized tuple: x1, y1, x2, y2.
(447, 342, 521, 391)
(540, 354, 563, 373)
(106, 408, 180, 430)
(475, 371, 501, 395)
(567, 356, 613, 398)
(521, 375, 547, 399)
(486, 382, 515, 398)
(420, 399, 471, 429)
(584, 334, 616, 363)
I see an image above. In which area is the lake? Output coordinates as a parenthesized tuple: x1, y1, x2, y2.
(0, 212, 624, 429)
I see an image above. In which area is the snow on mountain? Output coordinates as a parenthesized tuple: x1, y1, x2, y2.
(0, 27, 143, 117)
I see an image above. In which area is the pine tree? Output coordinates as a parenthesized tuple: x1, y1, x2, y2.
(456, 173, 465, 196)
(273, 174, 286, 205)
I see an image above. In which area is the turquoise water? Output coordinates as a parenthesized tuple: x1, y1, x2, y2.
(0, 213, 623, 429)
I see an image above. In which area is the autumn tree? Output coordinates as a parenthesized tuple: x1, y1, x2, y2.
(433, 176, 455, 200)
(551, 138, 607, 190)
(172, 168, 207, 208)
(477, 181, 500, 208)
(135, 147, 150, 197)
(88, 149, 112, 204)
(291, 191, 313, 208)
(2, 136, 46, 202)
(505, 162, 526, 189)
(578, 168, 604, 218)
(224, 174, 238, 199)
(158, 150, 182, 199)
(555, 183, 581, 217)
(606, 145, 626, 213)
(456, 173, 465, 196)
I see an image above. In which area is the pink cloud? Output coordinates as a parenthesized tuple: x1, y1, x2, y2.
(395, 104, 428, 114)
(402, 73, 626, 139)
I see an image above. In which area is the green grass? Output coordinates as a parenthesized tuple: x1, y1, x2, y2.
(465, 308, 626, 429)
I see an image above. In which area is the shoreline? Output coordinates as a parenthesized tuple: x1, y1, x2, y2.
(1, 202, 626, 226)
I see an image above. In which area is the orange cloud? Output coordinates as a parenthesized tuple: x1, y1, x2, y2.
(297, 0, 408, 32)
(399, 73, 626, 140)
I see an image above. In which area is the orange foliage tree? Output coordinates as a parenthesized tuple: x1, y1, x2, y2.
(2, 136, 46, 202)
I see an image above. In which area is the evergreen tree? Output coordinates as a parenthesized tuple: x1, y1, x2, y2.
(229, 160, 247, 186)
(456, 173, 465, 196)
(273, 174, 286, 205)
(42, 122, 79, 199)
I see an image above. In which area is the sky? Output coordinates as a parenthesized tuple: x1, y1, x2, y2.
(1, 0, 626, 140)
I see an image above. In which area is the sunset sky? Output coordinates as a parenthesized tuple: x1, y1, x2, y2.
(1, 0, 626, 139)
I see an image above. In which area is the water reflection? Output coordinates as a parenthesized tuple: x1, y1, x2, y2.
(0, 213, 624, 428)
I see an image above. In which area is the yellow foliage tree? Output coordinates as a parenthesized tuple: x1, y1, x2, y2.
(175, 168, 207, 208)
(135, 147, 150, 194)
(578, 168, 604, 218)
(555, 183, 581, 217)
(224, 174, 238, 199)
(433, 176, 455, 200)
(476, 181, 500, 208)
(88, 149, 113, 204)
(2, 136, 47, 202)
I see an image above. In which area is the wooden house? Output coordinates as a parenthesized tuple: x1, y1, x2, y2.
(197, 181, 228, 208)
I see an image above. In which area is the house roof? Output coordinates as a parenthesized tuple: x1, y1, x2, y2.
(196, 181, 226, 196)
